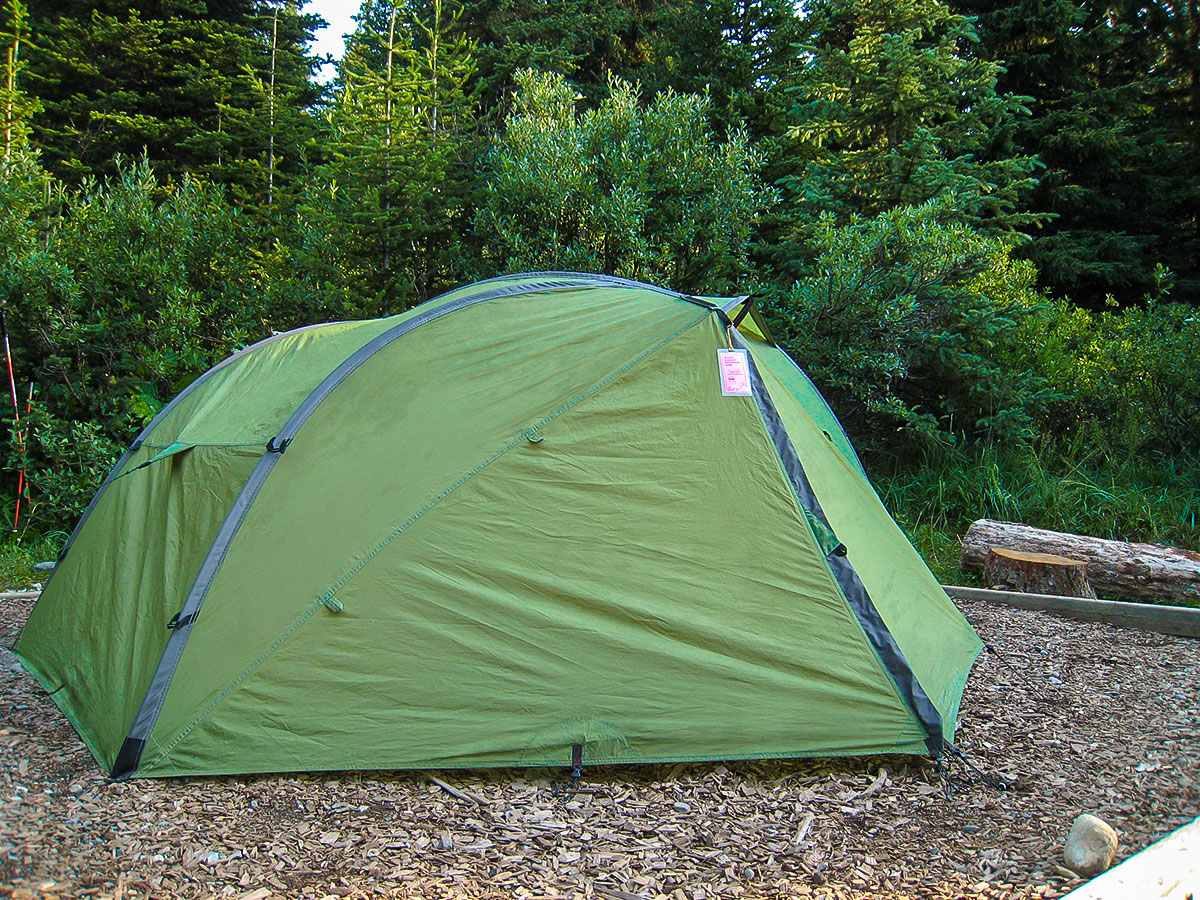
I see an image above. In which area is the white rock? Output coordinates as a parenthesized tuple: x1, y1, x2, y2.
(1064, 813, 1118, 876)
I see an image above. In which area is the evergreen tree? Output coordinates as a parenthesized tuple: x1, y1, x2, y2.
(25, 0, 322, 205)
(639, 0, 803, 142)
(455, 0, 651, 113)
(950, 0, 1165, 303)
(310, 0, 477, 313)
(1128, 0, 1199, 301)
(777, 0, 1042, 274)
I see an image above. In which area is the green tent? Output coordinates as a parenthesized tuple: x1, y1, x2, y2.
(14, 273, 981, 779)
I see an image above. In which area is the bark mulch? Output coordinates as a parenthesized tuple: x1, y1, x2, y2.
(2, 593, 1197, 900)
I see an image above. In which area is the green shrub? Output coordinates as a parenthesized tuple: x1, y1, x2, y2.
(1017, 297, 1200, 467)
(764, 201, 1055, 456)
(0, 158, 268, 529)
(479, 70, 770, 293)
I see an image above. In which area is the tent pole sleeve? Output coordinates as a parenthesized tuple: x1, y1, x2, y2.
(730, 330, 945, 756)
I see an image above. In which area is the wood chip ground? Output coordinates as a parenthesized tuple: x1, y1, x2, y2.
(2, 594, 1196, 900)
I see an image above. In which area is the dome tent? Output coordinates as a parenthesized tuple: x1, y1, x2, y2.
(15, 272, 982, 779)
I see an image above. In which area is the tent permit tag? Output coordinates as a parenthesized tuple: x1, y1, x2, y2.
(718, 349, 752, 396)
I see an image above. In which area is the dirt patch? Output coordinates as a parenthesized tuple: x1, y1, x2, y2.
(1, 594, 1196, 900)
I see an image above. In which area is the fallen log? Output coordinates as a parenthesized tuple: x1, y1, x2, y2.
(942, 585, 1200, 639)
(0, 590, 41, 601)
(962, 519, 1200, 603)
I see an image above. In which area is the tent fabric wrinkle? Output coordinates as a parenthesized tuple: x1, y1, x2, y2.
(13, 271, 983, 778)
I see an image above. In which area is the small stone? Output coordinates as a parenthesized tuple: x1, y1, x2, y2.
(1064, 813, 1118, 876)
(203, 851, 221, 865)
(673, 801, 691, 813)
(439, 831, 454, 850)
(963, 824, 981, 834)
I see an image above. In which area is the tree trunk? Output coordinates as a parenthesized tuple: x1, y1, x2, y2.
(962, 519, 1200, 603)
(983, 547, 1096, 598)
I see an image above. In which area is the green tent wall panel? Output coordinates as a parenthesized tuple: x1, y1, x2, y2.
(14, 272, 982, 778)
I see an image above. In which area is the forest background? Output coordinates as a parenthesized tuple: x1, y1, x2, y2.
(0, 0, 1197, 585)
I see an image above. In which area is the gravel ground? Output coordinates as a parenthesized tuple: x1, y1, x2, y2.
(2, 593, 1197, 900)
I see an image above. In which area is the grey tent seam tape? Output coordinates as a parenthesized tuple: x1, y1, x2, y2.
(110, 277, 724, 778)
(730, 330, 945, 756)
(465, 271, 739, 317)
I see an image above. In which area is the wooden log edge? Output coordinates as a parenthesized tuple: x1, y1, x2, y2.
(942, 585, 1200, 639)
(0, 590, 41, 601)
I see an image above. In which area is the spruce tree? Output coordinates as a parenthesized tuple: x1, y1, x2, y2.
(639, 0, 803, 142)
(25, 0, 322, 202)
(1127, 0, 1199, 301)
(779, 0, 1042, 256)
(454, 0, 650, 113)
(312, 0, 476, 313)
(951, 0, 1166, 303)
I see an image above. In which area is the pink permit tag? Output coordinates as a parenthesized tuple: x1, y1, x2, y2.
(718, 349, 752, 396)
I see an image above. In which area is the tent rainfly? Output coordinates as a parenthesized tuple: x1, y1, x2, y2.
(14, 273, 982, 779)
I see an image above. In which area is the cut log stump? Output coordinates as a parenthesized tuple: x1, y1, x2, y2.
(983, 547, 1097, 598)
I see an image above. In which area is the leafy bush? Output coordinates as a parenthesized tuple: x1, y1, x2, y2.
(479, 69, 770, 293)
(1017, 297, 1200, 467)
(764, 201, 1054, 455)
(0, 158, 269, 529)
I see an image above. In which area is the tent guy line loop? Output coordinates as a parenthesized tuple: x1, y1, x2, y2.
(937, 743, 1011, 800)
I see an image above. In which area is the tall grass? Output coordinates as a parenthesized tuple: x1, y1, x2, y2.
(0, 532, 65, 591)
(871, 441, 1200, 584)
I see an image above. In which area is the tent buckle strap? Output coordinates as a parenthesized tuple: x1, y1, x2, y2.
(936, 743, 1010, 800)
(166, 611, 196, 630)
(551, 744, 585, 800)
(266, 435, 291, 454)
